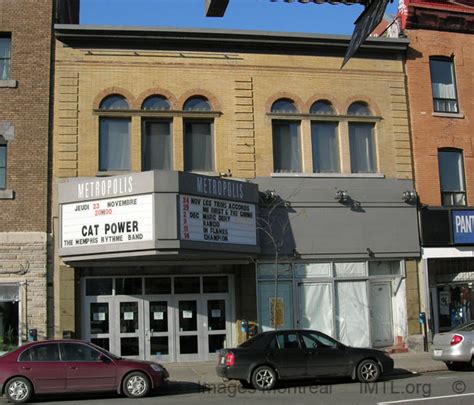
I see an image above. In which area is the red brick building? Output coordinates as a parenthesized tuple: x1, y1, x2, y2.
(404, 0, 474, 337)
(0, 0, 78, 348)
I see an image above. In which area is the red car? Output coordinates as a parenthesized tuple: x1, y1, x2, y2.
(0, 340, 168, 403)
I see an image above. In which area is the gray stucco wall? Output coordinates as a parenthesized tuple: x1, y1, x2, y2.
(253, 177, 421, 260)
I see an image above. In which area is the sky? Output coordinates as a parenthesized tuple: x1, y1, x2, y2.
(80, 0, 399, 36)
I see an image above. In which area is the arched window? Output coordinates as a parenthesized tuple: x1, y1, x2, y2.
(310, 100, 335, 115)
(98, 95, 130, 171)
(438, 148, 466, 206)
(310, 100, 339, 173)
(271, 99, 298, 114)
(99, 95, 129, 110)
(183, 96, 212, 112)
(270, 99, 301, 172)
(142, 95, 171, 111)
(183, 96, 214, 171)
(347, 102, 375, 173)
(347, 102, 372, 116)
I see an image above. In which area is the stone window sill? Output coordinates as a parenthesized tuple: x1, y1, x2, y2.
(0, 80, 18, 88)
(432, 112, 464, 119)
(0, 189, 14, 199)
(271, 172, 385, 179)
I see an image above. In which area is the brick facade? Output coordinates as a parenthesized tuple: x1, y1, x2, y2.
(406, 29, 473, 206)
(0, 0, 54, 342)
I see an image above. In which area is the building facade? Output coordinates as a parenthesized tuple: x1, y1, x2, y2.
(53, 25, 420, 362)
(404, 0, 474, 335)
(0, 0, 79, 351)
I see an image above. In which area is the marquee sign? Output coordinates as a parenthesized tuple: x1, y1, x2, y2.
(61, 194, 154, 248)
(179, 194, 257, 245)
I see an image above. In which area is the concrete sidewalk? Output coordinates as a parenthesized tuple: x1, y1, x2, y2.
(163, 351, 447, 385)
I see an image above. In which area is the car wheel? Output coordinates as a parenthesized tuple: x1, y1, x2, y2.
(5, 377, 33, 404)
(122, 371, 150, 398)
(239, 379, 253, 389)
(252, 366, 277, 391)
(357, 359, 381, 383)
(445, 361, 465, 371)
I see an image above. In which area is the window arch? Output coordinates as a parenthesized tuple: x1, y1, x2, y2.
(183, 96, 212, 112)
(347, 101, 372, 116)
(99, 95, 129, 110)
(271, 98, 298, 114)
(310, 100, 335, 115)
(142, 95, 171, 111)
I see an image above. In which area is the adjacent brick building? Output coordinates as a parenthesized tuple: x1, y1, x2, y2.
(0, 0, 78, 349)
(404, 0, 474, 336)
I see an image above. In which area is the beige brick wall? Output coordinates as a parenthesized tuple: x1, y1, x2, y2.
(52, 38, 412, 335)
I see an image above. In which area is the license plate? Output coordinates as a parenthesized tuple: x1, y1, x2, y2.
(434, 349, 442, 357)
(220, 356, 225, 364)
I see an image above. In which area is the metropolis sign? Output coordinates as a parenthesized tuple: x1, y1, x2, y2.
(58, 171, 259, 259)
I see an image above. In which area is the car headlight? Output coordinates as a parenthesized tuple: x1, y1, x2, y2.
(150, 363, 164, 372)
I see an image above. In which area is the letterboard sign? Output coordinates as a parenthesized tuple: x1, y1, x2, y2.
(61, 194, 154, 248)
(180, 194, 257, 245)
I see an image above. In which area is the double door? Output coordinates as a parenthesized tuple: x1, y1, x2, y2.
(84, 294, 230, 362)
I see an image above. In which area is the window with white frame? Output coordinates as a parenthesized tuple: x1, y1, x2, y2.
(429, 57, 459, 114)
(98, 95, 131, 172)
(438, 148, 466, 206)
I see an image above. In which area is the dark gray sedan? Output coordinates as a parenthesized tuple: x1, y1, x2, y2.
(216, 329, 393, 390)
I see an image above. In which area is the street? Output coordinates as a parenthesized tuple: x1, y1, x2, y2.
(2, 370, 473, 405)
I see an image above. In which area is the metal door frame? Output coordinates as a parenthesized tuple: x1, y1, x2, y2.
(369, 281, 393, 347)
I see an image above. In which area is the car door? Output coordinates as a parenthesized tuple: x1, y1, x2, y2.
(17, 343, 66, 393)
(300, 331, 350, 377)
(267, 332, 307, 379)
(61, 342, 117, 392)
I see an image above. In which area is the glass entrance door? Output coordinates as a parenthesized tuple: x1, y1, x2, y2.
(143, 298, 173, 363)
(117, 300, 143, 358)
(204, 297, 229, 360)
(176, 299, 201, 362)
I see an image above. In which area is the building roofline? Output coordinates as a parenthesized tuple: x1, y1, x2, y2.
(54, 24, 409, 53)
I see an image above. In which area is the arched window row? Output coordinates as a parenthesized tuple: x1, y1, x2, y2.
(98, 94, 214, 111)
(270, 98, 374, 116)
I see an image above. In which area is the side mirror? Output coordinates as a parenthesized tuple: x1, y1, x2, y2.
(99, 354, 112, 363)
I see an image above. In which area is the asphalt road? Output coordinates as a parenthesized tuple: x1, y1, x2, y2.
(2, 370, 473, 405)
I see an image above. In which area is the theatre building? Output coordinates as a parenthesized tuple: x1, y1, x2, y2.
(53, 24, 420, 361)
(404, 0, 474, 334)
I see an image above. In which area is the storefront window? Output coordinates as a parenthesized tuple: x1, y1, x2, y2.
(86, 278, 113, 296)
(334, 262, 367, 277)
(145, 278, 172, 295)
(0, 284, 19, 351)
(369, 261, 401, 277)
(258, 281, 293, 332)
(294, 263, 331, 278)
(203, 276, 228, 293)
(174, 277, 200, 294)
(116, 278, 142, 295)
(257, 263, 291, 279)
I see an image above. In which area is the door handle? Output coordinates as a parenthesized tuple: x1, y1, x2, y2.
(69, 366, 78, 370)
(21, 367, 31, 371)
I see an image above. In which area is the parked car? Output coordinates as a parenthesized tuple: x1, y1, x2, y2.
(432, 321, 474, 370)
(216, 329, 393, 390)
(0, 340, 168, 403)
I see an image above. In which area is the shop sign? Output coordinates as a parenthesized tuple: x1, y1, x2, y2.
(452, 210, 474, 244)
(179, 194, 257, 245)
(61, 194, 154, 248)
(270, 297, 284, 328)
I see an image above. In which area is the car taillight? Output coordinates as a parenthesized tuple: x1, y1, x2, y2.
(225, 352, 235, 367)
(450, 334, 463, 346)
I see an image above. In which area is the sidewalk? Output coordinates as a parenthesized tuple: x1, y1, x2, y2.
(163, 352, 447, 385)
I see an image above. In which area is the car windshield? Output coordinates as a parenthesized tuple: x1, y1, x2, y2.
(89, 343, 121, 360)
(453, 321, 474, 332)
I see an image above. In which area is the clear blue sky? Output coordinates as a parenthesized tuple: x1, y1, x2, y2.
(80, 0, 399, 35)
